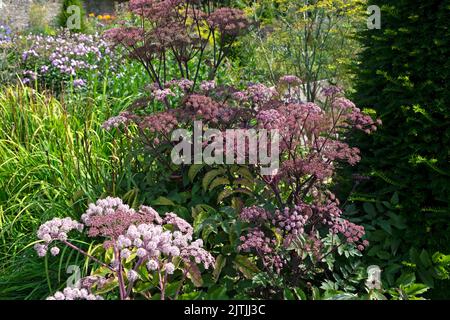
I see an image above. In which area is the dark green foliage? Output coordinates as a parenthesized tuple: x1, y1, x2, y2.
(58, 0, 87, 32)
(345, 195, 450, 299)
(352, 0, 450, 297)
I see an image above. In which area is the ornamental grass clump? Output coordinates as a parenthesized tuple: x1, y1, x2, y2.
(35, 197, 214, 300)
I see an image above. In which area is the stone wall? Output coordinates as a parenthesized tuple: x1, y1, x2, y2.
(85, 0, 128, 15)
(1, 0, 62, 30)
(0, 0, 127, 30)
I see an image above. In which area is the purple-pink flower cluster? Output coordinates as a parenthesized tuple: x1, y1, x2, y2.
(35, 217, 83, 257)
(239, 206, 270, 223)
(46, 287, 103, 300)
(116, 214, 214, 271)
(35, 197, 215, 299)
(238, 228, 285, 273)
(184, 94, 221, 122)
(101, 112, 133, 131)
(207, 8, 250, 36)
(279, 75, 302, 86)
(273, 206, 309, 236)
(237, 191, 369, 272)
(233, 83, 277, 108)
(20, 31, 113, 89)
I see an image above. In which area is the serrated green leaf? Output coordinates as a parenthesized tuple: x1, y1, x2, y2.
(186, 262, 204, 287)
(234, 255, 259, 279)
(404, 283, 429, 296)
(391, 192, 399, 205)
(213, 255, 226, 283)
(293, 288, 307, 300)
(152, 196, 176, 206)
(188, 164, 205, 182)
(209, 177, 230, 191)
(283, 288, 295, 300)
(377, 220, 392, 234)
(363, 202, 377, 217)
(236, 166, 254, 180)
(419, 250, 432, 268)
(202, 169, 225, 191)
(396, 272, 415, 287)
(233, 178, 254, 189)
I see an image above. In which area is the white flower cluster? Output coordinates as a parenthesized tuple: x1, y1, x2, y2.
(163, 212, 193, 236)
(116, 215, 214, 276)
(46, 287, 103, 300)
(80, 196, 162, 226)
(81, 196, 132, 225)
(180, 239, 215, 269)
(35, 217, 83, 257)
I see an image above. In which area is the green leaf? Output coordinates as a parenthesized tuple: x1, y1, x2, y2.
(367, 245, 382, 257)
(193, 210, 210, 231)
(236, 167, 254, 181)
(419, 249, 432, 268)
(213, 255, 227, 283)
(179, 291, 202, 300)
(209, 177, 230, 191)
(202, 169, 225, 191)
(387, 212, 407, 229)
(395, 272, 415, 287)
(363, 202, 377, 218)
(326, 293, 358, 300)
(293, 288, 307, 300)
(377, 220, 392, 234)
(283, 288, 295, 300)
(206, 286, 228, 300)
(311, 286, 321, 300)
(233, 255, 260, 279)
(188, 164, 204, 182)
(376, 250, 391, 260)
(252, 273, 271, 286)
(95, 278, 119, 295)
(217, 188, 252, 203)
(417, 268, 434, 288)
(409, 247, 420, 263)
(202, 224, 216, 241)
(369, 230, 387, 241)
(369, 290, 388, 300)
(404, 283, 429, 296)
(186, 262, 204, 287)
(433, 252, 450, 264)
(390, 192, 399, 206)
(233, 178, 254, 189)
(152, 196, 176, 206)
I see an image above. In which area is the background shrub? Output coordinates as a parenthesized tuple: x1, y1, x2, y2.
(351, 0, 450, 297)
